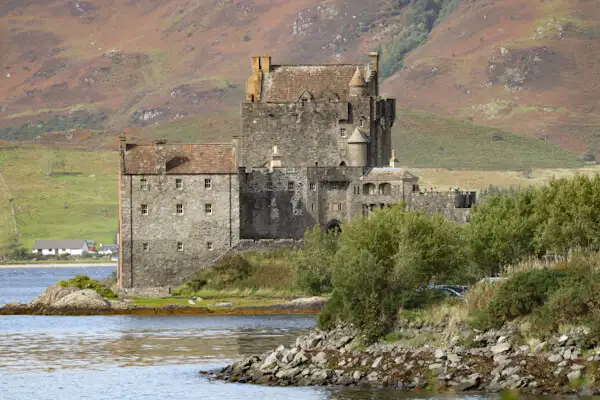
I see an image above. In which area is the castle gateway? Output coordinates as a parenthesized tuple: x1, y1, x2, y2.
(118, 53, 475, 291)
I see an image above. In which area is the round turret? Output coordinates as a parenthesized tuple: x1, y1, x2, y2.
(347, 127, 368, 167)
(349, 67, 367, 97)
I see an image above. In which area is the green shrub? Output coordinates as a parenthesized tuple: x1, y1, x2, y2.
(325, 206, 468, 342)
(400, 289, 448, 310)
(292, 226, 338, 295)
(58, 274, 117, 299)
(204, 254, 252, 287)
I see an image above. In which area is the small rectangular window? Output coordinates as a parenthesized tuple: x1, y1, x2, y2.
(330, 182, 338, 190)
(176, 204, 183, 215)
(310, 182, 316, 191)
(207, 242, 213, 251)
(141, 204, 148, 215)
(266, 182, 273, 191)
(340, 128, 347, 138)
(288, 181, 294, 191)
(205, 203, 212, 214)
(142, 243, 149, 251)
(140, 178, 148, 190)
(302, 98, 308, 106)
(205, 178, 212, 189)
(177, 242, 183, 251)
(175, 178, 183, 189)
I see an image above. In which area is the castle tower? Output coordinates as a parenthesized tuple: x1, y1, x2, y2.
(349, 67, 367, 97)
(347, 127, 368, 167)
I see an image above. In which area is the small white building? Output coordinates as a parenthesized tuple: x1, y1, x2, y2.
(97, 244, 118, 255)
(32, 240, 89, 256)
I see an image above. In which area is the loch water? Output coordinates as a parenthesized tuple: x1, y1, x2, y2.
(0, 267, 510, 399)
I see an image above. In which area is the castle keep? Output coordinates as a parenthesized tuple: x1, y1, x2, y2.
(118, 53, 475, 290)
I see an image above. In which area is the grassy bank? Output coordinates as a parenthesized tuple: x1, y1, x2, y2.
(0, 147, 118, 252)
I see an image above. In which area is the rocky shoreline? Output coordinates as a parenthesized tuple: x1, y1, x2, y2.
(207, 323, 600, 396)
(0, 284, 325, 316)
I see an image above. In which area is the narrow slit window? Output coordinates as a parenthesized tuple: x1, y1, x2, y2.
(205, 203, 212, 214)
(176, 204, 183, 215)
(288, 181, 294, 191)
(310, 182, 316, 191)
(142, 243, 149, 251)
(175, 178, 183, 189)
(141, 204, 148, 215)
(207, 242, 213, 251)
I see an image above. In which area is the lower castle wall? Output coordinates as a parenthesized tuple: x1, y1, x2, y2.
(410, 192, 475, 224)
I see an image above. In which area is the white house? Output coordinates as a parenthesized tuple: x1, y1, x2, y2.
(97, 244, 118, 255)
(32, 240, 89, 256)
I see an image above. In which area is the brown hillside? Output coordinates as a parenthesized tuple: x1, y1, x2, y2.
(384, 0, 600, 157)
(1, 0, 599, 160)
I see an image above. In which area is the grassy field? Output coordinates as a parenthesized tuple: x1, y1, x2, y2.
(0, 147, 119, 251)
(393, 109, 585, 170)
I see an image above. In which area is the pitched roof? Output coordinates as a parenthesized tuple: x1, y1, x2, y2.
(32, 240, 88, 250)
(261, 65, 368, 102)
(98, 244, 118, 252)
(122, 143, 236, 175)
(347, 127, 368, 144)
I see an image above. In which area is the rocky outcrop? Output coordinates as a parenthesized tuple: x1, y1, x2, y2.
(53, 289, 112, 310)
(29, 283, 78, 306)
(208, 324, 600, 395)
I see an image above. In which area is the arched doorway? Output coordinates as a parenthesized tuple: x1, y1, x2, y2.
(326, 220, 342, 233)
(339, 161, 347, 166)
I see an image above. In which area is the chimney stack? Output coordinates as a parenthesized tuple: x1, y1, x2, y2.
(389, 149, 399, 168)
(269, 145, 282, 171)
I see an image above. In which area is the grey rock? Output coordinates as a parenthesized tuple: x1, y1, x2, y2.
(394, 356, 404, 364)
(260, 351, 280, 371)
(310, 369, 330, 384)
(456, 374, 481, 391)
(490, 342, 511, 354)
(214, 302, 234, 307)
(567, 370, 582, 382)
(312, 351, 327, 366)
(53, 289, 111, 310)
(352, 370, 363, 381)
(434, 349, 446, 359)
(447, 353, 461, 364)
(366, 371, 379, 382)
(548, 354, 563, 363)
(275, 367, 300, 379)
(30, 283, 79, 306)
(558, 334, 569, 345)
(290, 350, 308, 367)
(428, 363, 444, 373)
(502, 366, 521, 377)
(371, 356, 383, 369)
(571, 364, 585, 370)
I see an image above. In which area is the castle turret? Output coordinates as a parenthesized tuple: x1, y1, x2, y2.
(347, 127, 368, 167)
(349, 67, 367, 97)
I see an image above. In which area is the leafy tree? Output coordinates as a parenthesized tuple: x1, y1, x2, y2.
(292, 226, 338, 295)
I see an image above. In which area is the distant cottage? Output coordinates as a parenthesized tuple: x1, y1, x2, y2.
(117, 53, 476, 292)
(32, 240, 90, 256)
(97, 244, 118, 255)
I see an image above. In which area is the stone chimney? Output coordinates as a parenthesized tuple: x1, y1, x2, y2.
(154, 139, 166, 175)
(118, 135, 127, 151)
(389, 149, 399, 168)
(269, 145, 282, 171)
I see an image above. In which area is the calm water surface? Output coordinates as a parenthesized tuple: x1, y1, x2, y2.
(0, 268, 496, 400)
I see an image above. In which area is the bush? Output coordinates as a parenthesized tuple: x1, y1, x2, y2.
(325, 206, 468, 342)
(203, 254, 252, 287)
(58, 274, 117, 299)
(292, 227, 338, 295)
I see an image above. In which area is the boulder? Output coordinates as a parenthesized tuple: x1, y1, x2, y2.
(547, 354, 563, 363)
(260, 351, 280, 371)
(491, 343, 511, 355)
(30, 284, 78, 306)
(275, 367, 300, 379)
(290, 350, 309, 367)
(312, 351, 327, 366)
(371, 356, 383, 369)
(567, 370, 582, 383)
(53, 289, 111, 310)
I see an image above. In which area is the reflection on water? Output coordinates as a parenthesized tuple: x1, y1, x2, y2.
(0, 268, 498, 400)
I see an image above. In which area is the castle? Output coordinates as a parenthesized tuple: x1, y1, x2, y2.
(117, 53, 475, 291)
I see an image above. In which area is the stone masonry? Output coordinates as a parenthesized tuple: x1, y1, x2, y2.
(118, 53, 475, 290)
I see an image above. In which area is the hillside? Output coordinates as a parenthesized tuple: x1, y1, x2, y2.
(384, 0, 600, 159)
(1, 0, 598, 163)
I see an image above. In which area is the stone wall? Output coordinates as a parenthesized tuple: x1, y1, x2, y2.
(120, 173, 239, 288)
(410, 192, 475, 224)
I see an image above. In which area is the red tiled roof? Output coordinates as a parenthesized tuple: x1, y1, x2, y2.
(261, 65, 368, 102)
(123, 143, 236, 174)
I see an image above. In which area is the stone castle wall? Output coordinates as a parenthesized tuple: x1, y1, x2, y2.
(120, 173, 239, 288)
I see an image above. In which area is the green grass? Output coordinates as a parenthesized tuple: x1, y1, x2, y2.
(392, 109, 584, 170)
(0, 147, 118, 251)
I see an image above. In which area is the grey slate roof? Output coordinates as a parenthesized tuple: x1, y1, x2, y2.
(347, 127, 368, 144)
(98, 244, 118, 252)
(32, 240, 88, 250)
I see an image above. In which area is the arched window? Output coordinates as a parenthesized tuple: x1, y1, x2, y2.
(339, 161, 346, 166)
(379, 183, 392, 195)
(363, 183, 376, 195)
(326, 220, 342, 233)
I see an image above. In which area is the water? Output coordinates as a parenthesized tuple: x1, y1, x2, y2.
(0, 268, 495, 400)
